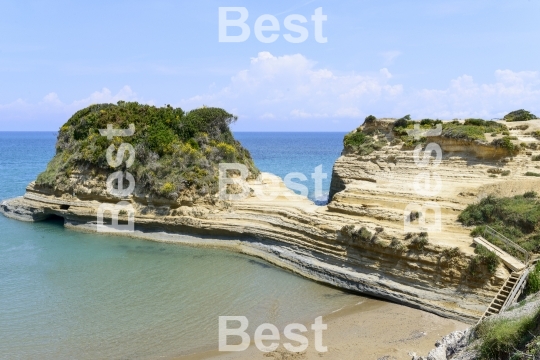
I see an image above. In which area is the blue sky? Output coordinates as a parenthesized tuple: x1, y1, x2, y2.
(1, 0, 539, 131)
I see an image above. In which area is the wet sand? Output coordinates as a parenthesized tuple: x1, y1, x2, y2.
(178, 298, 468, 360)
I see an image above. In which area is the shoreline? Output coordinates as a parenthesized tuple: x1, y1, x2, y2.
(56, 217, 480, 324)
(174, 296, 468, 360)
(0, 192, 487, 324)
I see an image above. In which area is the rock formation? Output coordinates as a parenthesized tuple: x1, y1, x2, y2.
(3, 106, 540, 324)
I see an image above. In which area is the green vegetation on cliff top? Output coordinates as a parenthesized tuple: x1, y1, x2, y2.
(504, 109, 538, 122)
(36, 102, 259, 200)
(343, 115, 517, 156)
(458, 193, 540, 255)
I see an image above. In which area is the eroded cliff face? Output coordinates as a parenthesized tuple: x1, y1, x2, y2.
(3, 119, 540, 324)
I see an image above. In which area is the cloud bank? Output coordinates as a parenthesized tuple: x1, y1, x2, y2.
(1, 52, 539, 131)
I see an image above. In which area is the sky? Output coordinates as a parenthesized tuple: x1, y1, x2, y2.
(1, 0, 539, 131)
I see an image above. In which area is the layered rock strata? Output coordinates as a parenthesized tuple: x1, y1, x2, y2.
(4, 119, 540, 324)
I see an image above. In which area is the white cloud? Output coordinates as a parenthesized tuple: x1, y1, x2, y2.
(178, 52, 402, 123)
(0, 86, 149, 131)
(407, 70, 540, 119)
(2, 53, 540, 131)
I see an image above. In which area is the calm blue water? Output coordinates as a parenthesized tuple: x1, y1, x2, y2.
(235, 132, 346, 203)
(0, 132, 360, 359)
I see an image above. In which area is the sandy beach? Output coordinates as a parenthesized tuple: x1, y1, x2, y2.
(179, 298, 468, 360)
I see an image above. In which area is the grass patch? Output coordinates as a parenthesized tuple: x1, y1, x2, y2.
(458, 195, 540, 254)
(343, 129, 387, 155)
(441, 120, 506, 142)
(476, 307, 540, 359)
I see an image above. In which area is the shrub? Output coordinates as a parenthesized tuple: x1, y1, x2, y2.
(510, 124, 530, 130)
(420, 118, 442, 126)
(532, 155, 540, 161)
(364, 115, 377, 124)
(390, 238, 406, 252)
(442, 247, 461, 258)
(464, 118, 487, 126)
(340, 225, 373, 242)
(441, 120, 506, 142)
(344, 131, 367, 148)
(458, 194, 540, 255)
(526, 261, 540, 295)
(501, 170, 511, 176)
(409, 211, 421, 222)
(525, 172, 540, 177)
(393, 115, 411, 128)
(472, 244, 500, 274)
(343, 129, 386, 156)
(408, 232, 429, 251)
(491, 136, 520, 155)
(35, 103, 259, 200)
(524, 191, 538, 198)
(504, 109, 538, 122)
(357, 227, 373, 242)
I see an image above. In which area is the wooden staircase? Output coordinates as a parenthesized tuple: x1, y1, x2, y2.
(479, 258, 538, 322)
(481, 272, 521, 320)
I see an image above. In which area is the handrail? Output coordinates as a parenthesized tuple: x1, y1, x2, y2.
(483, 226, 529, 263)
(501, 269, 530, 312)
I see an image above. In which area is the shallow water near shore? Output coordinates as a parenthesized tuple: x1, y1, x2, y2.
(0, 131, 367, 359)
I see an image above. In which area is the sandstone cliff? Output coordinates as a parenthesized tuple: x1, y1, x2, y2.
(3, 114, 540, 324)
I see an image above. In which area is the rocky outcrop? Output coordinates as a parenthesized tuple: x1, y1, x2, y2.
(4, 119, 540, 324)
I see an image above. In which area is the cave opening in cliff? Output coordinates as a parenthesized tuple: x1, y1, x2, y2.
(43, 214, 65, 226)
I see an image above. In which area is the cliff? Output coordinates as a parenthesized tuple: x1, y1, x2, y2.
(3, 108, 540, 324)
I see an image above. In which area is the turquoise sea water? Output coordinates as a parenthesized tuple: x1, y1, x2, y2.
(0, 132, 360, 359)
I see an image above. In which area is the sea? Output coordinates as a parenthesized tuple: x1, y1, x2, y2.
(0, 131, 365, 359)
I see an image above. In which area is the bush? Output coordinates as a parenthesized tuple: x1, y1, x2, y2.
(524, 191, 538, 198)
(504, 109, 538, 122)
(458, 194, 540, 255)
(408, 232, 429, 251)
(525, 172, 540, 177)
(340, 225, 373, 243)
(344, 130, 367, 148)
(364, 115, 377, 124)
(501, 170, 511, 176)
(343, 129, 387, 156)
(526, 261, 540, 295)
(472, 244, 500, 274)
(35, 103, 259, 200)
(393, 115, 411, 128)
(532, 155, 540, 161)
(441, 120, 506, 142)
(442, 247, 461, 258)
(491, 136, 520, 155)
(420, 118, 442, 126)
(409, 211, 421, 222)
